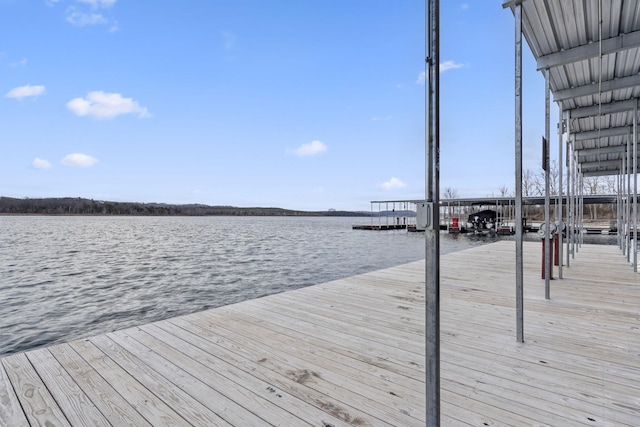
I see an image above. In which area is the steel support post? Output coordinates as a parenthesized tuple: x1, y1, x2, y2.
(557, 107, 564, 278)
(425, 0, 441, 424)
(634, 103, 638, 271)
(579, 169, 584, 247)
(623, 147, 627, 255)
(514, 3, 524, 343)
(619, 160, 623, 250)
(567, 139, 574, 267)
(544, 69, 551, 298)
(569, 140, 578, 259)
(618, 162, 622, 250)
(627, 136, 632, 262)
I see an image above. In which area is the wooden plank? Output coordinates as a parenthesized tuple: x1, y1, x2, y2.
(48, 343, 153, 427)
(0, 358, 29, 427)
(145, 319, 404, 425)
(1, 353, 70, 426)
(218, 303, 425, 375)
(105, 329, 294, 426)
(188, 309, 427, 422)
(26, 349, 111, 426)
(68, 338, 190, 426)
(183, 303, 426, 395)
(89, 334, 233, 426)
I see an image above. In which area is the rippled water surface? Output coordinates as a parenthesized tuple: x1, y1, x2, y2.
(0, 215, 614, 356)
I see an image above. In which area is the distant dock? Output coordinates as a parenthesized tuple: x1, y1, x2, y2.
(1, 241, 638, 425)
(352, 224, 407, 230)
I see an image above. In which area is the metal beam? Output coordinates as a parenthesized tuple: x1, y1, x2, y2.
(502, 0, 527, 9)
(567, 99, 639, 119)
(553, 75, 640, 102)
(582, 169, 624, 177)
(581, 159, 629, 168)
(573, 126, 631, 141)
(537, 30, 640, 70)
(576, 145, 629, 157)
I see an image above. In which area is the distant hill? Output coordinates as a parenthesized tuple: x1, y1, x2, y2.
(0, 197, 369, 217)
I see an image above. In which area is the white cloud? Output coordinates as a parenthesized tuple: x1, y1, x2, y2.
(440, 60, 465, 73)
(372, 116, 391, 122)
(32, 158, 52, 170)
(379, 177, 407, 191)
(67, 91, 150, 119)
(77, 0, 117, 8)
(416, 60, 465, 84)
(10, 58, 27, 67)
(62, 153, 98, 167)
(6, 84, 46, 100)
(294, 140, 327, 157)
(66, 11, 107, 26)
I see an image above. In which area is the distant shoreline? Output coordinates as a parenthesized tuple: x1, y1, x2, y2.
(0, 196, 370, 217)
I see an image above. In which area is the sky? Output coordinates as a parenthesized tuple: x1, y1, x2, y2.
(1, 0, 554, 211)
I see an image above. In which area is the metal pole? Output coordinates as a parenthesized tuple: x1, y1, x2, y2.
(544, 69, 551, 297)
(618, 154, 629, 255)
(575, 148, 579, 255)
(558, 107, 564, 278)
(618, 159, 622, 250)
(425, 0, 441, 424)
(514, 3, 524, 343)
(579, 168, 584, 247)
(621, 162, 624, 250)
(627, 134, 632, 262)
(567, 138, 573, 265)
(634, 102, 638, 271)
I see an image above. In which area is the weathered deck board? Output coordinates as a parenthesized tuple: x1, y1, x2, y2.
(1, 240, 639, 426)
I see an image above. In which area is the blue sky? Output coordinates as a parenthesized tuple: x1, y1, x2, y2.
(1, 0, 552, 211)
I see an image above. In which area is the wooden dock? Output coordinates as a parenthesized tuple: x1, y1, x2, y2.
(1, 241, 639, 426)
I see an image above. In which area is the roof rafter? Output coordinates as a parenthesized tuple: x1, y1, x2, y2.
(582, 170, 620, 177)
(537, 30, 640, 70)
(576, 145, 630, 158)
(553, 75, 640, 102)
(573, 125, 631, 141)
(567, 99, 639, 119)
(581, 159, 626, 168)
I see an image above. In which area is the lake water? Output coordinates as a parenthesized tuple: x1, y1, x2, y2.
(0, 215, 616, 357)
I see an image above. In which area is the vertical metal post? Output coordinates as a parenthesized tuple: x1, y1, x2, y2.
(567, 138, 573, 265)
(618, 162, 622, 250)
(572, 146, 578, 257)
(558, 107, 564, 278)
(425, 0, 441, 424)
(579, 168, 584, 247)
(386, 202, 389, 227)
(622, 150, 627, 255)
(619, 160, 623, 250)
(514, 3, 524, 343)
(544, 69, 551, 297)
(627, 134, 632, 262)
(634, 102, 638, 271)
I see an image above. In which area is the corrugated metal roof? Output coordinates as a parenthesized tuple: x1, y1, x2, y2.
(504, 0, 640, 177)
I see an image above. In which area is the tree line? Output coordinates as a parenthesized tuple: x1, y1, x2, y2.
(0, 197, 367, 217)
